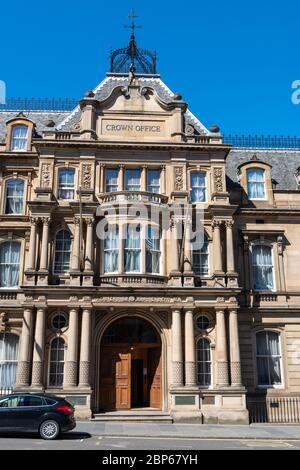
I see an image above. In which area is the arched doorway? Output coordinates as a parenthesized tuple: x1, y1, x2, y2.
(99, 317, 162, 411)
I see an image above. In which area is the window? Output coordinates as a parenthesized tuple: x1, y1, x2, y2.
(103, 318, 158, 344)
(197, 338, 212, 387)
(52, 314, 67, 331)
(190, 172, 206, 203)
(11, 126, 28, 151)
(247, 168, 266, 200)
(0, 396, 20, 407)
(104, 226, 119, 273)
(256, 331, 282, 387)
(0, 242, 21, 288)
(124, 225, 141, 272)
(192, 235, 209, 276)
(0, 333, 19, 390)
(54, 230, 71, 274)
(49, 338, 65, 387)
(125, 169, 141, 191)
(146, 226, 161, 274)
(58, 168, 75, 200)
(196, 315, 210, 330)
(147, 169, 160, 194)
(252, 244, 274, 291)
(5, 180, 24, 215)
(21, 396, 45, 407)
(105, 168, 119, 193)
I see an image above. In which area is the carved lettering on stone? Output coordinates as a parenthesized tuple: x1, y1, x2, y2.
(174, 167, 184, 191)
(81, 164, 92, 190)
(213, 168, 224, 192)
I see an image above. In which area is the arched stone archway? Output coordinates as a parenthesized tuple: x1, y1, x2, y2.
(94, 315, 164, 412)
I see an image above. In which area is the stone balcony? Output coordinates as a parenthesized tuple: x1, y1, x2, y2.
(100, 274, 168, 287)
(97, 191, 169, 207)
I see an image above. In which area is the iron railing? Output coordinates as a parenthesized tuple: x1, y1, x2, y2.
(223, 134, 300, 149)
(247, 396, 300, 423)
(0, 98, 78, 112)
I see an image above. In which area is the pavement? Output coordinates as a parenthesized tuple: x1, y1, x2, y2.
(75, 422, 300, 440)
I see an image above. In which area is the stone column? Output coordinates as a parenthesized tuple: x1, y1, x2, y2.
(229, 309, 243, 387)
(16, 308, 34, 388)
(31, 307, 46, 388)
(39, 217, 50, 271)
(161, 165, 166, 194)
(169, 218, 181, 286)
(216, 309, 230, 387)
(183, 217, 194, 286)
(119, 164, 124, 191)
(64, 308, 79, 388)
(26, 217, 38, 271)
(100, 163, 105, 193)
(83, 218, 94, 286)
(172, 309, 183, 387)
(185, 310, 196, 386)
(225, 220, 236, 274)
(212, 219, 223, 274)
(79, 308, 92, 388)
(141, 165, 147, 192)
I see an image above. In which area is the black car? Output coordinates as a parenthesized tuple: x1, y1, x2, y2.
(0, 393, 76, 440)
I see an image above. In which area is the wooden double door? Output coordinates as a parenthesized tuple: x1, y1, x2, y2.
(99, 344, 162, 410)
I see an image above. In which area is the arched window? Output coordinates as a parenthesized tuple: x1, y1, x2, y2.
(58, 168, 75, 200)
(0, 242, 21, 288)
(104, 226, 119, 273)
(54, 230, 71, 274)
(49, 337, 65, 387)
(252, 244, 274, 291)
(146, 226, 161, 274)
(197, 338, 212, 387)
(256, 331, 282, 387)
(11, 126, 28, 151)
(0, 333, 19, 391)
(192, 235, 209, 276)
(247, 168, 266, 200)
(190, 172, 206, 203)
(5, 179, 24, 214)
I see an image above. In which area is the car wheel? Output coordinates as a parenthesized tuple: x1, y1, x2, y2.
(39, 420, 60, 440)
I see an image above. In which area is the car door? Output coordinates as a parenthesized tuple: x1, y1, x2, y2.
(0, 395, 21, 430)
(14, 395, 46, 431)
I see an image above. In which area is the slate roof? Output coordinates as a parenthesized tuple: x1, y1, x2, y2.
(226, 149, 300, 191)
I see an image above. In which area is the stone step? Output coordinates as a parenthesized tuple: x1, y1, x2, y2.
(92, 411, 173, 423)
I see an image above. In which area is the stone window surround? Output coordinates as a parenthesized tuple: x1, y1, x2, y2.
(46, 335, 67, 389)
(51, 228, 73, 277)
(238, 161, 274, 205)
(195, 335, 214, 389)
(54, 164, 79, 202)
(249, 239, 277, 293)
(187, 166, 211, 203)
(1, 175, 27, 216)
(102, 164, 164, 194)
(251, 327, 286, 391)
(0, 235, 25, 289)
(5, 118, 34, 153)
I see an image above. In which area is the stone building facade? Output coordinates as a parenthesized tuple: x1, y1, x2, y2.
(1, 39, 300, 424)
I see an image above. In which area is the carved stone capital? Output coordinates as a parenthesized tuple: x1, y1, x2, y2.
(30, 216, 39, 226)
(211, 219, 222, 230)
(41, 216, 50, 226)
(225, 219, 234, 229)
(85, 217, 94, 227)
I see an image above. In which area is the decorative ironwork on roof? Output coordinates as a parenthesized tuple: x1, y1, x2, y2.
(223, 134, 300, 149)
(110, 10, 157, 75)
(0, 98, 78, 112)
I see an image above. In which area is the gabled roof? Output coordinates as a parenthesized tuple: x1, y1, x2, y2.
(56, 74, 211, 135)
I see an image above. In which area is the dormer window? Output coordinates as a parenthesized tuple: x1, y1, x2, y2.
(11, 126, 28, 151)
(247, 168, 266, 200)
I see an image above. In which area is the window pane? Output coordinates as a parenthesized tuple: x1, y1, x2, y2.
(11, 126, 28, 151)
(54, 231, 71, 274)
(0, 242, 21, 288)
(0, 333, 19, 389)
(146, 226, 161, 274)
(5, 180, 24, 214)
(49, 338, 65, 387)
(252, 245, 274, 291)
(105, 169, 119, 192)
(190, 172, 206, 203)
(247, 168, 266, 199)
(125, 169, 141, 191)
(104, 226, 119, 273)
(147, 170, 160, 193)
(256, 331, 282, 386)
(22, 396, 44, 407)
(58, 169, 75, 200)
(192, 236, 209, 275)
(197, 338, 211, 387)
(124, 225, 141, 272)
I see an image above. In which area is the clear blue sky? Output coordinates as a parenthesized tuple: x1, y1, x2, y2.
(1, 0, 299, 135)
